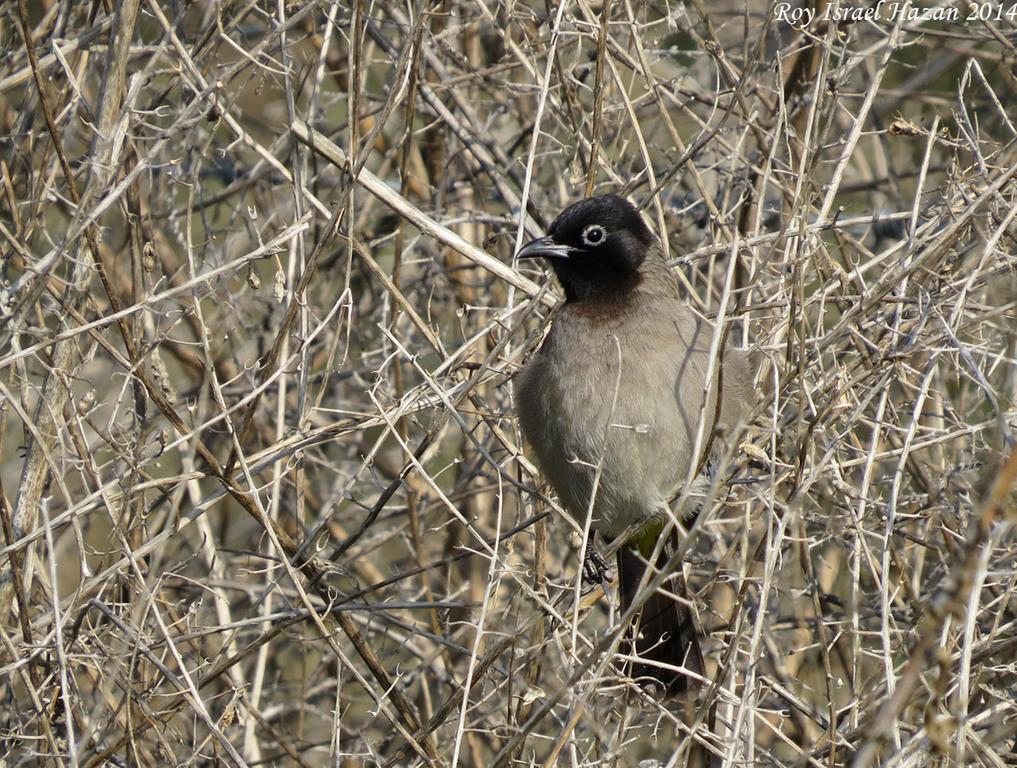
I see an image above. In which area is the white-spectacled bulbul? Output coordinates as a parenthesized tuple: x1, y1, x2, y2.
(514, 193, 753, 695)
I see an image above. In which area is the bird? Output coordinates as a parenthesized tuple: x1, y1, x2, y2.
(513, 193, 753, 695)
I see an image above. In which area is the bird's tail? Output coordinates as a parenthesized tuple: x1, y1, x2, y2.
(617, 537, 704, 696)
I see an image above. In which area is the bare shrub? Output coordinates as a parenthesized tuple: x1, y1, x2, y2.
(0, 1, 1015, 765)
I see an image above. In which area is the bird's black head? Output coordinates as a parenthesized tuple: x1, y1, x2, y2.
(517, 193, 655, 302)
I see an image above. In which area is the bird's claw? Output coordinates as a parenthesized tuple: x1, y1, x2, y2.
(582, 541, 611, 586)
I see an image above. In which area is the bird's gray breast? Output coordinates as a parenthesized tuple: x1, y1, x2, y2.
(514, 301, 702, 538)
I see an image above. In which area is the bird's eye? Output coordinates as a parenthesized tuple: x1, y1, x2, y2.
(581, 225, 605, 246)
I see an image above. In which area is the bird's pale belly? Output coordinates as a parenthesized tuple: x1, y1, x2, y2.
(516, 336, 689, 540)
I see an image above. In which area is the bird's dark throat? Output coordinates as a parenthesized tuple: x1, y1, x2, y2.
(552, 262, 644, 304)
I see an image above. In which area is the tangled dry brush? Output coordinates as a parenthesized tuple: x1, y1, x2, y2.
(1, 0, 1015, 766)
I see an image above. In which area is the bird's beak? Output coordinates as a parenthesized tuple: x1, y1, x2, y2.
(516, 235, 573, 261)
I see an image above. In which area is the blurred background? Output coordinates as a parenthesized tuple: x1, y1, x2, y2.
(0, 0, 1015, 765)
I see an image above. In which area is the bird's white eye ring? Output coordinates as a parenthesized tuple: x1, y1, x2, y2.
(581, 225, 605, 246)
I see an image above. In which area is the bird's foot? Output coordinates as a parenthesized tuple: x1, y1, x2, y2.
(582, 540, 611, 586)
